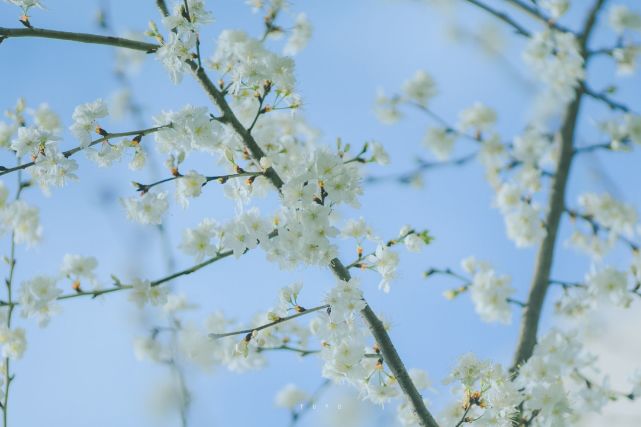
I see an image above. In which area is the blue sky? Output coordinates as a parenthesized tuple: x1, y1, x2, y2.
(0, 0, 640, 426)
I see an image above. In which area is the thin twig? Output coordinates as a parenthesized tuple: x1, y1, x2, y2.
(134, 171, 263, 193)
(366, 152, 478, 185)
(0, 124, 170, 177)
(1, 167, 24, 426)
(583, 84, 633, 113)
(460, 0, 532, 37)
(210, 305, 329, 340)
(502, 0, 574, 34)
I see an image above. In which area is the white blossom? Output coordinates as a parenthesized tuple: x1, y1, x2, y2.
(274, 383, 308, 409)
(0, 327, 26, 360)
(176, 170, 206, 208)
(162, 0, 213, 34)
(210, 30, 295, 94)
(585, 266, 631, 307)
(121, 191, 169, 225)
(10, 126, 58, 158)
(180, 218, 220, 261)
(613, 46, 641, 75)
(523, 30, 584, 101)
(60, 254, 98, 287)
(69, 99, 109, 147)
(464, 258, 515, 324)
(30, 103, 61, 133)
(423, 128, 455, 160)
(19, 275, 62, 327)
(128, 278, 169, 308)
(609, 5, 641, 33)
(341, 217, 374, 241)
(367, 244, 399, 292)
(30, 149, 78, 195)
(284, 13, 312, 55)
(0, 200, 42, 246)
(374, 89, 402, 124)
(401, 70, 437, 107)
(156, 32, 197, 84)
(0, 121, 15, 148)
(458, 102, 496, 132)
(504, 202, 546, 247)
(153, 105, 221, 155)
(578, 192, 637, 236)
(6, 0, 42, 13)
(222, 208, 271, 257)
(369, 141, 390, 165)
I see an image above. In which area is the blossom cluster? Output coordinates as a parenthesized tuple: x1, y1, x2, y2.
(460, 257, 515, 324)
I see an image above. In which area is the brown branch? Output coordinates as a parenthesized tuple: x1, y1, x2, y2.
(511, 0, 608, 371)
(0, 26, 158, 51)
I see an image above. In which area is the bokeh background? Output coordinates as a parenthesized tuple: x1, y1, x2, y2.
(0, 0, 640, 425)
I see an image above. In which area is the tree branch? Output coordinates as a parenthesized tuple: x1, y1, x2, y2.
(460, 0, 532, 37)
(365, 152, 477, 185)
(57, 250, 233, 303)
(0, 26, 158, 51)
(134, 171, 263, 193)
(502, 0, 574, 34)
(511, 0, 608, 371)
(0, 124, 170, 177)
(209, 304, 329, 339)
(583, 84, 633, 113)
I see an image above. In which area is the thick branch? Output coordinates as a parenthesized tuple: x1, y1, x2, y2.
(511, 0, 607, 370)
(0, 26, 158, 51)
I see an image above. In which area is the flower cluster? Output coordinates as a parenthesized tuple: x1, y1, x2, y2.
(210, 30, 295, 95)
(515, 329, 606, 425)
(461, 257, 515, 324)
(121, 191, 169, 225)
(5, 100, 79, 195)
(567, 192, 638, 259)
(523, 30, 584, 101)
(312, 279, 409, 405)
(153, 0, 213, 83)
(283, 13, 313, 56)
(441, 353, 521, 427)
(19, 276, 62, 327)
